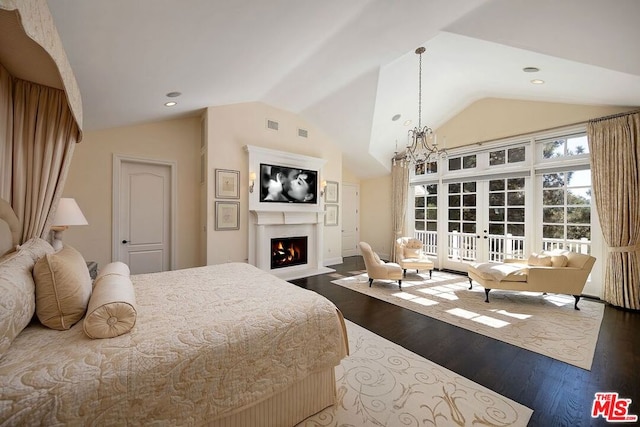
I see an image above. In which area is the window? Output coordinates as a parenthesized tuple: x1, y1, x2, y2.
(541, 134, 589, 160)
(541, 169, 591, 252)
(489, 146, 526, 166)
(448, 154, 476, 171)
(414, 184, 438, 232)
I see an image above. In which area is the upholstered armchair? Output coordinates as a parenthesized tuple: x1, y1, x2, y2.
(359, 241, 403, 289)
(395, 237, 434, 278)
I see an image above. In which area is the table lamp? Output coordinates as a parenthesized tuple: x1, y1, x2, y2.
(51, 198, 88, 251)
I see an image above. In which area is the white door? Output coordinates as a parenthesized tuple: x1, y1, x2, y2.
(341, 183, 359, 257)
(114, 158, 174, 274)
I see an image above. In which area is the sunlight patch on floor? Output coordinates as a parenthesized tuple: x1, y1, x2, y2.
(417, 288, 459, 301)
(447, 308, 510, 328)
(491, 309, 531, 320)
(392, 292, 438, 306)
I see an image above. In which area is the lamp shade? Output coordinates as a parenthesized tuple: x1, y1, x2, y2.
(52, 198, 88, 226)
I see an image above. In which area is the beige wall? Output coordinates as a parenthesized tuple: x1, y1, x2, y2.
(205, 102, 343, 266)
(359, 98, 638, 260)
(62, 116, 202, 270)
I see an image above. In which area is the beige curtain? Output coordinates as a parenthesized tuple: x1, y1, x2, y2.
(587, 112, 640, 310)
(0, 64, 12, 201)
(391, 159, 410, 262)
(11, 78, 79, 241)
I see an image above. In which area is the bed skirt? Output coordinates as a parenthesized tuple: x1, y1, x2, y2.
(212, 368, 337, 427)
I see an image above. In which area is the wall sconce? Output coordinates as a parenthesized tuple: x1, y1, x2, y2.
(249, 171, 256, 193)
(320, 180, 327, 197)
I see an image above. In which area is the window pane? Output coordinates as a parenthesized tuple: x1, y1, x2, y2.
(543, 173, 564, 188)
(568, 225, 591, 240)
(507, 208, 525, 222)
(489, 208, 504, 221)
(463, 194, 476, 206)
(415, 163, 425, 175)
(415, 209, 425, 219)
(426, 161, 438, 174)
(543, 207, 564, 223)
(507, 178, 525, 190)
(463, 182, 476, 192)
(567, 170, 591, 187)
(489, 223, 504, 235)
(425, 184, 438, 195)
(415, 197, 425, 207)
(543, 140, 564, 159)
(508, 147, 526, 163)
(448, 209, 460, 220)
(449, 195, 460, 207)
(507, 223, 525, 236)
(426, 221, 437, 231)
(449, 157, 461, 171)
(489, 179, 505, 191)
(543, 189, 564, 205)
(462, 222, 475, 233)
(449, 183, 461, 193)
(463, 155, 477, 169)
(414, 185, 426, 196)
(566, 135, 589, 156)
(426, 209, 437, 220)
(490, 150, 505, 166)
(543, 225, 564, 238)
(448, 222, 460, 232)
(489, 193, 505, 206)
(415, 221, 425, 231)
(426, 196, 438, 207)
(567, 207, 590, 224)
(568, 188, 591, 205)
(462, 208, 476, 221)
(507, 191, 525, 206)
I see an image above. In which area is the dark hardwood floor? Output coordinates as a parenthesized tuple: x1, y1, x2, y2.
(290, 256, 640, 427)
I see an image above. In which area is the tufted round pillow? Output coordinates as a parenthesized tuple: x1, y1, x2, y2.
(83, 274, 137, 339)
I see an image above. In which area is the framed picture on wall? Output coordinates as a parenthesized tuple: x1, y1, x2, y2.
(325, 204, 338, 226)
(324, 181, 339, 203)
(215, 201, 240, 230)
(215, 169, 240, 199)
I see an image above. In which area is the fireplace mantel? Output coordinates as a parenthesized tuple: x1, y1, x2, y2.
(251, 210, 323, 226)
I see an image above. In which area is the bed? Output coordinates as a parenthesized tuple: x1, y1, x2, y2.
(0, 199, 349, 426)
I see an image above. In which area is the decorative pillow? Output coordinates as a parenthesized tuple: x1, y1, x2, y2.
(33, 245, 92, 330)
(403, 247, 421, 258)
(0, 242, 53, 359)
(527, 253, 552, 267)
(84, 274, 137, 339)
(550, 255, 569, 267)
(95, 261, 130, 283)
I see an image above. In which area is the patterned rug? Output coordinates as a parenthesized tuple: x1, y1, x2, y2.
(330, 270, 604, 370)
(300, 320, 532, 426)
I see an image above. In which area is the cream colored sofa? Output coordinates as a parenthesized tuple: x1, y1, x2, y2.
(467, 251, 596, 310)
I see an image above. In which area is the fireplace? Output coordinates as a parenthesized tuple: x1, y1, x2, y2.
(271, 236, 308, 269)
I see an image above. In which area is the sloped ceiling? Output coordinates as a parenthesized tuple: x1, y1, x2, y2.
(47, 0, 640, 177)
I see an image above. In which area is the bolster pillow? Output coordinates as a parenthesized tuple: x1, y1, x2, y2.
(83, 274, 137, 339)
(95, 261, 131, 283)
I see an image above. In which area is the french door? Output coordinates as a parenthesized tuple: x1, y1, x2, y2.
(442, 176, 528, 272)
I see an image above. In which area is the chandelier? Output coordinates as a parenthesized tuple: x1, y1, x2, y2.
(394, 46, 447, 166)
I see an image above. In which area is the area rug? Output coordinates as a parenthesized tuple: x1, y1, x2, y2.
(330, 270, 604, 370)
(300, 320, 532, 427)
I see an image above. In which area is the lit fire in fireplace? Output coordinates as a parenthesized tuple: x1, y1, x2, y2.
(271, 236, 308, 269)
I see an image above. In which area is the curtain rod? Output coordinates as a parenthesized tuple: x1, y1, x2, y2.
(470, 107, 640, 147)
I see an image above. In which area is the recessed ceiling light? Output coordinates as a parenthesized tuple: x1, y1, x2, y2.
(392, 114, 401, 121)
(164, 101, 177, 107)
(403, 119, 412, 126)
(523, 67, 540, 73)
(530, 79, 545, 85)
(166, 91, 182, 98)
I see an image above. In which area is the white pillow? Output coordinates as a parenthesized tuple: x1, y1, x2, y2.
(84, 274, 137, 339)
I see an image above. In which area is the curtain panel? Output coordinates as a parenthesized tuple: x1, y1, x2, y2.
(0, 64, 13, 201)
(391, 160, 409, 262)
(11, 78, 79, 241)
(587, 112, 640, 310)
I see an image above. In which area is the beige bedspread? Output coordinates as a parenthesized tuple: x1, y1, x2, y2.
(0, 262, 348, 426)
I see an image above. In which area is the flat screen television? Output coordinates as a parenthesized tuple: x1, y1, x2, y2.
(259, 163, 318, 204)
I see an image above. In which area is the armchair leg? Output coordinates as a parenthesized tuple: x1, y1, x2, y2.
(369, 278, 373, 287)
(573, 295, 581, 310)
(398, 280, 402, 289)
(468, 278, 473, 290)
(484, 288, 491, 303)
(429, 270, 432, 279)
(403, 269, 407, 277)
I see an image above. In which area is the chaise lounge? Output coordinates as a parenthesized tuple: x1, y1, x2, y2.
(467, 251, 596, 310)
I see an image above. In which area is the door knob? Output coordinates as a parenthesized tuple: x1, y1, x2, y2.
(122, 240, 129, 244)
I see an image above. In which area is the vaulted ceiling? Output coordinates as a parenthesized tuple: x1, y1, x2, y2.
(47, 0, 640, 177)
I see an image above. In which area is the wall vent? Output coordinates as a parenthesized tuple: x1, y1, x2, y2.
(266, 119, 279, 131)
(298, 128, 308, 138)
